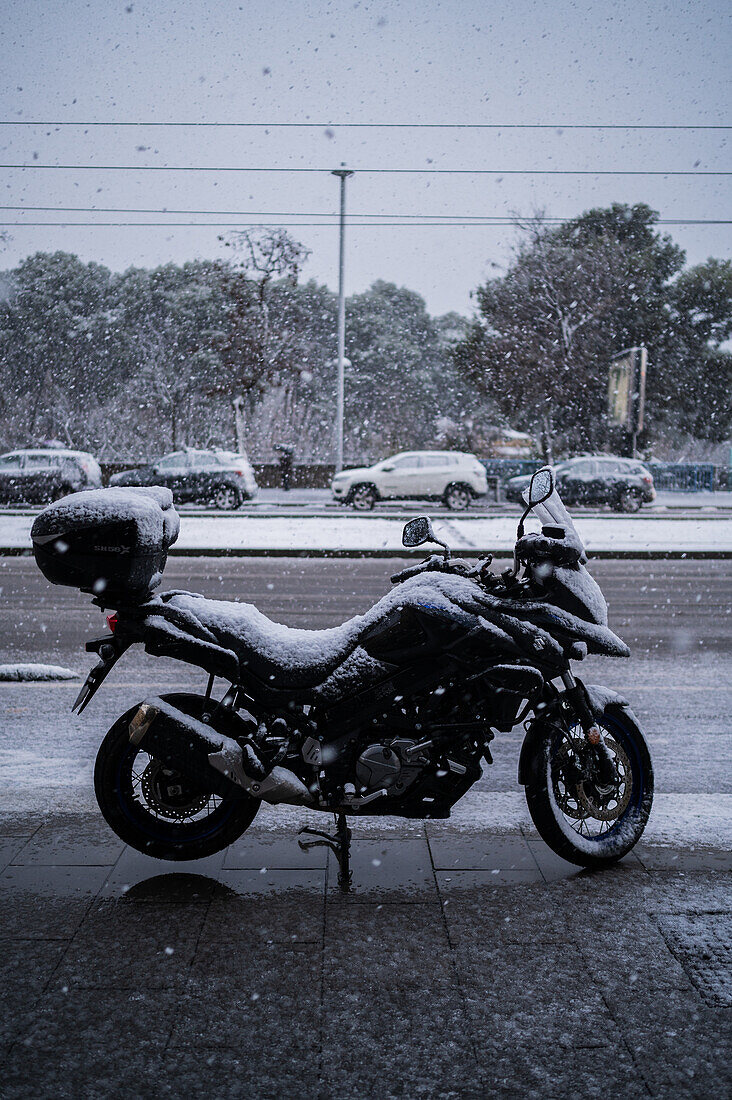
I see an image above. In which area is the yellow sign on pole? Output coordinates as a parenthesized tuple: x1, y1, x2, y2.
(609, 346, 647, 456)
(608, 353, 633, 428)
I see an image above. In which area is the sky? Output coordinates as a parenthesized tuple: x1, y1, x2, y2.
(0, 0, 730, 317)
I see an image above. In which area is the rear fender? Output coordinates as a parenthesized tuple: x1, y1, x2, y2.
(72, 634, 131, 713)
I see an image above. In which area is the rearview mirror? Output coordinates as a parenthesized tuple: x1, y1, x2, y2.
(381, 464, 395, 472)
(402, 516, 435, 547)
(528, 467, 554, 505)
(402, 516, 451, 559)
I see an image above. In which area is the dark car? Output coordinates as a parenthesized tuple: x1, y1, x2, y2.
(109, 449, 258, 509)
(505, 456, 655, 512)
(0, 448, 102, 504)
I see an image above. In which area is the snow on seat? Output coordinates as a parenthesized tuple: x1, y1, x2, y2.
(155, 591, 367, 688)
(137, 573, 487, 690)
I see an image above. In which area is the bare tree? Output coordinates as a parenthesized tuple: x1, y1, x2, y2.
(216, 230, 312, 448)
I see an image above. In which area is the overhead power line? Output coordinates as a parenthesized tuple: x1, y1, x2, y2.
(4, 220, 731, 228)
(0, 121, 729, 130)
(0, 207, 728, 227)
(1, 164, 729, 175)
(2, 205, 728, 224)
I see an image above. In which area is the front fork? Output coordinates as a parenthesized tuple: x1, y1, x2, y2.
(560, 669, 616, 786)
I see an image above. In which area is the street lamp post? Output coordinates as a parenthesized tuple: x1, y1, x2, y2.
(332, 168, 353, 473)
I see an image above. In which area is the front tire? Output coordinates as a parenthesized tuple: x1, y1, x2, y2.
(525, 707, 653, 868)
(94, 694, 259, 861)
(350, 483, 377, 511)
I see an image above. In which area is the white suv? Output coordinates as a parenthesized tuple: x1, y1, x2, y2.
(332, 451, 488, 511)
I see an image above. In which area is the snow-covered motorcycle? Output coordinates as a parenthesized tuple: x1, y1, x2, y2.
(31, 468, 653, 888)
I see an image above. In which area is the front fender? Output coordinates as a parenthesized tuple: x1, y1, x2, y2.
(517, 680, 641, 785)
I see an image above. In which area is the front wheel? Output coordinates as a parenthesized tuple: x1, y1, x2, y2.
(350, 484, 377, 510)
(94, 694, 259, 861)
(525, 707, 653, 868)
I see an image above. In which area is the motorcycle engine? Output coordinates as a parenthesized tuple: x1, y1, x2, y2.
(355, 739, 427, 796)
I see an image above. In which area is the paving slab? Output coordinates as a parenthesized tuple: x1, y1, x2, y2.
(54, 898, 207, 991)
(0, 939, 68, 1051)
(428, 834, 539, 871)
(205, 869, 326, 944)
(9, 819, 124, 866)
(0, 863, 110, 939)
(0, 1044, 162, 1100)
(223, 830, 328, 870)
(0, 840, 27, 873)
(98, 846, 226, 901)
(325, 835, 435, 900)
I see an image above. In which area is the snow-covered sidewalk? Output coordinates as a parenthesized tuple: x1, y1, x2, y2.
(1, 512, 731, 554)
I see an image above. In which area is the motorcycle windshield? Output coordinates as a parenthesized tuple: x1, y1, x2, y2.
(521, 485, 587, 562)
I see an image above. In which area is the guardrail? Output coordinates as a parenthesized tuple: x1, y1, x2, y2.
(479, 458, 727, 493)
(647, 463, 718, 492)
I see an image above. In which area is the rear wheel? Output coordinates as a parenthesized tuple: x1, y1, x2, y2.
(52, 483, 73, 501)
(614, 487, 642, 512)
(444, 483, 471, 511)
(94, 694, 259, 860)
(525, 707, 653, 868)
(350, 484, 377, 511)
(213, 485, 241, 510)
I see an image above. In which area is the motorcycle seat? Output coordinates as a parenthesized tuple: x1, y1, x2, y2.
(136, 574, 486, 690)
(142, 590, 368, 689)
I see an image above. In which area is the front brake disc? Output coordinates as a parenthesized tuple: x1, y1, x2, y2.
(576, 737, 632, 821)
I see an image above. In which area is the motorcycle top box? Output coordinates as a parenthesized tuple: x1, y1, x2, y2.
(31, 485, 179, 604)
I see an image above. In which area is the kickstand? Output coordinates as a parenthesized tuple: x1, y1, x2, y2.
(298, 811, 352, 892)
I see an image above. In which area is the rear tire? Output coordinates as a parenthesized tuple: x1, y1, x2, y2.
(614, 488, 642, 513)
(213, 485, 241, 510)
(444, 483, 471, 511)
(52, 483, 73, 501)
(350, 484, 377, 511)
(525, 707, 653, 868)
(94, 694, 259, 861)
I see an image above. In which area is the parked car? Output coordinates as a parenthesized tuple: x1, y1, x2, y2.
(331, 451, 489, 511)
(504, 456, 655, 512)
(0, 448, 102, 504)
(110, 449, 258, 508)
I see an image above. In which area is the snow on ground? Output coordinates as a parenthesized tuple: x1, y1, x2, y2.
(1, 512, 731, 553)
(0, 663, 78, 681)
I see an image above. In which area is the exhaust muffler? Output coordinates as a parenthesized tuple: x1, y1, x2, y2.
(128, 697, 312, 805)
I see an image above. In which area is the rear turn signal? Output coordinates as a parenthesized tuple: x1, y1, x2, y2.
(106, 614, 118, 634)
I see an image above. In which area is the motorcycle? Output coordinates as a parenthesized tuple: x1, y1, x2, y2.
(31, 468, 653, 889)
